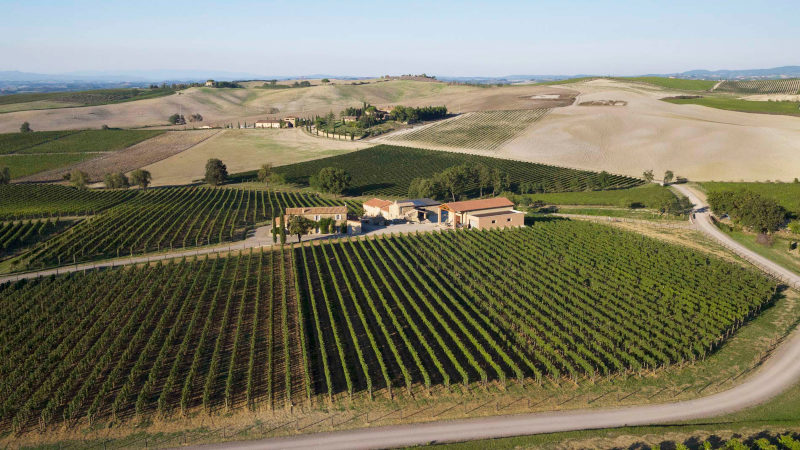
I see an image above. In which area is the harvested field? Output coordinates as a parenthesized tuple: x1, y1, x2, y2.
(579, 100, 627, 106)
(381, 109, 550, 151)
(18, 130, 219, 183)
(0, 81, 578, 133)
(143, 128, 366, 186)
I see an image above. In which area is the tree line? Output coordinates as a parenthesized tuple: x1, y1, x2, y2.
(708, 190, 786, 233)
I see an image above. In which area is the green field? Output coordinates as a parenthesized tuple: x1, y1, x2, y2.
(663, 96, 800, 116)
(513, 184, 678, 208)
(0, 87, 176, 112)
(0, 220, 776, 434)
(0, 129, 165, 179)
(618, 77, 717, 91)
(702, 182, 800, 216)
(0, 184, 137, 219)
(269, 145, 643, 197)
(0, 153, 95, 179)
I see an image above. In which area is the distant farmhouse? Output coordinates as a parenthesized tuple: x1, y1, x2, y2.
(276, 206, 361, 235)
(363, 198, 441, 223)
(255, 117, 297, 128)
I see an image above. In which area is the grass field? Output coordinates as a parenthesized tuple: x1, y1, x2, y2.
(0, 129, 165, 179)
(662, 96, 800, 116)
(383, 109, 550, 151)
(0, 153, 95, 178)
(721, 229, 800, 276)
(617, 77, 717, 91)
(270, 145, 642, 197)
(512, 184, 678, 208)
(0, 221, 776, 435)
(702, 182, 800, 216)
(0, 87, 176, 112)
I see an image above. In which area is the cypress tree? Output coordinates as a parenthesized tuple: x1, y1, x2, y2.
(279, 213, 286, 244)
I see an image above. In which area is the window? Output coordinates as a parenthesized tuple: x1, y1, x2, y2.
(314, 215, 320, 221)
(507, 218, 511, 222)
(491, 220, 496, 224)
(335, 214, 341, 220)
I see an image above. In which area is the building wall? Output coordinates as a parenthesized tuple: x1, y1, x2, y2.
(450, 206, 513, 225)
(472, 212, 524, 230)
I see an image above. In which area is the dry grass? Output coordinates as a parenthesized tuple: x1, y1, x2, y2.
(143, 128, 367, 186)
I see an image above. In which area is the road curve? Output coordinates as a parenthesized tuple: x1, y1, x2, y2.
(196, 185, 800, 449)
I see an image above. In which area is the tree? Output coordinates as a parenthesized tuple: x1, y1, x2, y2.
(257, 163, 272, 183)
(408, 177, 439, 199)
(708, 190, 786, 233)
(0, 167, 10, 185)
(69, 170, 90, 189)
(19, 122, 32, 133)
(310, 167, 351, 195)
(205, 158, 228, 186)
(321, 78, 330, 83)
(130, 169, 152, 189)
(475, 164, 493, 197)
(103, 172, 129, 189)
(288, 216, 315, 242)
(643, 170, 654, 183)
(168, 114, 185, 125)
(279, 214, 286, 244)
(663, 170, 674, 185)
(491, 168, 509, 195)
(435, 164, 472, 201)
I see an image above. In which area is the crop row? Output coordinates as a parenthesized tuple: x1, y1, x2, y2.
(0, 184, 137, 220)
(23, 186, 352, 268)
(0, 130, 164, 155)
(0, 218, 62, 257)
(385, 109, 550, 151)
(276, 145, 642, 197)
(715, 79, 800, 95)
(0, 248, 306, 433)
(0, 221, 775, 432)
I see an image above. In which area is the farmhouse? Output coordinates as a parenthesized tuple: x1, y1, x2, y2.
(362, 198, 441, 222)
(342, 115, 358, 123)
(276, 206, 361, 235)
(283, 116, 298, 127)
(255, 119, 281, 129)
(438, 197, 524, 229)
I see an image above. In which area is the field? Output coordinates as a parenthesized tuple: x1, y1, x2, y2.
(511, 183, 678, 208)
(715, 79, 800, 95)
(701, 182, 800, 216)
(616, 77, 717, 91)
(0, 87, 176, 112)
(0, 218, 69, 260)
(143, 129, 367, 186)
(0, 184, 136, 219)
(0, 221, 776, 434)
(383, 109, 550, 151)
(272, 145, 642, 197)
(21, 186, 355, 268)
(18, 129, 220, 182)
(0, 129, 165, 179)
(662, 96, 800, 116)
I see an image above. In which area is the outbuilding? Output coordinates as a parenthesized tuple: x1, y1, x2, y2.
(438, 197, 524, 229)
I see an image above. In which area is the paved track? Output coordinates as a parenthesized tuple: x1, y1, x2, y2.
(196, 184, 800, 449)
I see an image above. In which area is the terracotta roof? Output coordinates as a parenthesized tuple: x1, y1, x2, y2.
(285, 206, 347, 215)
(394, 198, 440, 208)
(363, 198, 392, 208)
(441, 197, 514, 213)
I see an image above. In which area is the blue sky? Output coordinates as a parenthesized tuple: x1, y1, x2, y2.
(1, 0, 798, 77)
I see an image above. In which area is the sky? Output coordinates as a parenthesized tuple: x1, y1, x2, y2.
(1, 0, 799, 77)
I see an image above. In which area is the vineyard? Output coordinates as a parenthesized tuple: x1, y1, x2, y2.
(714, 79, 800, 95)
(0, 218, 69, 259)
(383, 109, 550, 151)
(0, 184, 137, 220)
(275, 145, 643, 197)
(0, 221, 776, 433)
(22, 186, 354, 267)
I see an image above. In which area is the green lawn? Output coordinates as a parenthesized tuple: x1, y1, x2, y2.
(554, 206, 686, 221)
(702, 182, 800, 216)
(0, 153, 94, 178)
(618, 76, 717, 91)
(663, 96, 800, 116)
(723, 229, 800, 276)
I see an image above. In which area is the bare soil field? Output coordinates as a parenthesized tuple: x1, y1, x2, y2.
(0, 81, 578, 133)
(143, 128, 367, 186)
(380, 79, 800, 182)
(19, 129, 219, 182)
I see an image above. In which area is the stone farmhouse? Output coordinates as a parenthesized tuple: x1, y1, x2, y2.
(363, 198, 441, 223)
(276, 206, 361, 235)
(255, 119, 281, 129)
(438, 197, 524, 229)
